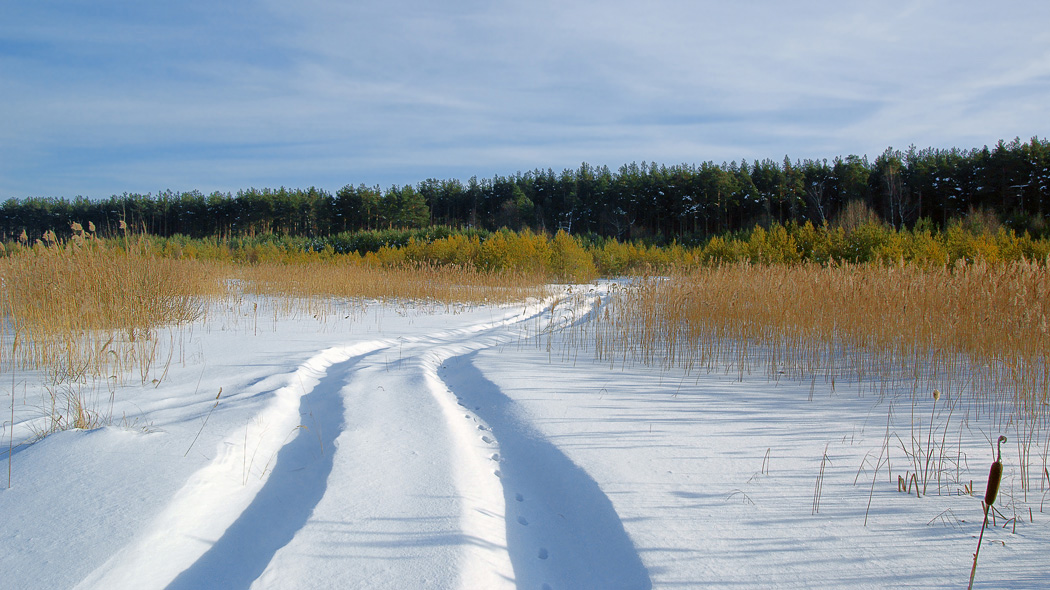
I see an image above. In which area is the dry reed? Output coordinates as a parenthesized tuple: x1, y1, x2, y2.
(0, 228, 222, 383)
(591, 261, 1049, 411)
(585, 260, 1050, 501)
(237, 259, 548, 311)
(1, 227, 551, 438)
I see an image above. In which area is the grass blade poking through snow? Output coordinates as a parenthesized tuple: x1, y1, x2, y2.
(185, 388, 222, 457)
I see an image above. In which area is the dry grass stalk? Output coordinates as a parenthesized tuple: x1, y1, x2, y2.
(237, 259, 548, 310)
(584, 260, 1050, 502)
(0, 230, 221, 384)
(590, 261, 1049, 411)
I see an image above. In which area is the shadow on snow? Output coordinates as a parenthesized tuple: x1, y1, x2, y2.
(440, 350, 652, 590)
(166, 358, 356, 590)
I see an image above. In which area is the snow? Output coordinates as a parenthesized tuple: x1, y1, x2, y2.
(1, 285, 1046, 589)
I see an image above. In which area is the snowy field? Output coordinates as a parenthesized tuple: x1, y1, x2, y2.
(1, 284, 1046, 589)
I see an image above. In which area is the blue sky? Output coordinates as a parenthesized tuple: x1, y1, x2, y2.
(2, 0, 1048, 198)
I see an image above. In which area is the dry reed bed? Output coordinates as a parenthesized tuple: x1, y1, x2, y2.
(0, 234, 220, 384)
(587, 262, 1050, 498)
(237, 260, 549, 310)
(1, 238, 548, 384)
(2, 237, 551, 438)
(594, 262, 1049, 406)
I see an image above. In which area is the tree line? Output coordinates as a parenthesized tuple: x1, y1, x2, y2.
(3, 137, 1048, 243)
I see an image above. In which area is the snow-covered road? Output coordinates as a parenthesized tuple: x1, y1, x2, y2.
(70, 288, 650, 590)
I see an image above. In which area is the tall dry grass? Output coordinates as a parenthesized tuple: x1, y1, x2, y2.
(239, 259, 547, 306)
(0, 226, 222, 383)
(587, 261, 1050, 499)
(1, 227, 550, 385)
(1, 227, 551, 444)
(593, 261, 1049, 406)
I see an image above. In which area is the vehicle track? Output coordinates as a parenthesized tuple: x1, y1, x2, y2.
(438, 350, 652, 590)
(78, 289, 647, 589)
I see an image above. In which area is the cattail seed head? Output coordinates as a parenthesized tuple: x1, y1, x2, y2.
(932, 389, 941, 401)
(984, 460, 1003, 506)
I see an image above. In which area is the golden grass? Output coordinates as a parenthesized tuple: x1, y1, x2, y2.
(0, 229, 223, 383)
(1, 229, 553, 443)
(586, 261, 1050, 500)
(238, 259, 547, 306)
(0, 229, 549, 386)
(228, 260, 550, 327)
(594, 261, 1049, 412)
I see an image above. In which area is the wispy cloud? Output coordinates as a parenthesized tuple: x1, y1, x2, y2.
(2, 0, 1048, 198)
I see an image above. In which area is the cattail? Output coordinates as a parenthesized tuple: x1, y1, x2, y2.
(984, 435, 1006, 507)
(984, 461, 1003, 506)
(87, 221, 95, 233)
(932, 389, 941, 402)
(970, 435, 1008, 589)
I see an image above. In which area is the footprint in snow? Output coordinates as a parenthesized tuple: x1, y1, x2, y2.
(538, 548, 549, 560)
(490, 453, 500, 461)
(481, 435, 493, 444)
(477, 424, 487, 431)
(494, 470, 502, 478)
(517, 515, 528, 526)
(515, 493, 524, 502)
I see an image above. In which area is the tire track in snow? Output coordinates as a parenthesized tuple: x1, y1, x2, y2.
(250, 299, 571, 589)
(75, 341, 393, 590)
(251, 348, 517, 589)
(438, 351, 652, 590)
(164, 354, 360, 589)
(79, 292, 612, 589)
(420, 284, 650, 588)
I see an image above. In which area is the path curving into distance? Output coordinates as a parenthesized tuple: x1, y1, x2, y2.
(76, 288, 650, 590)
